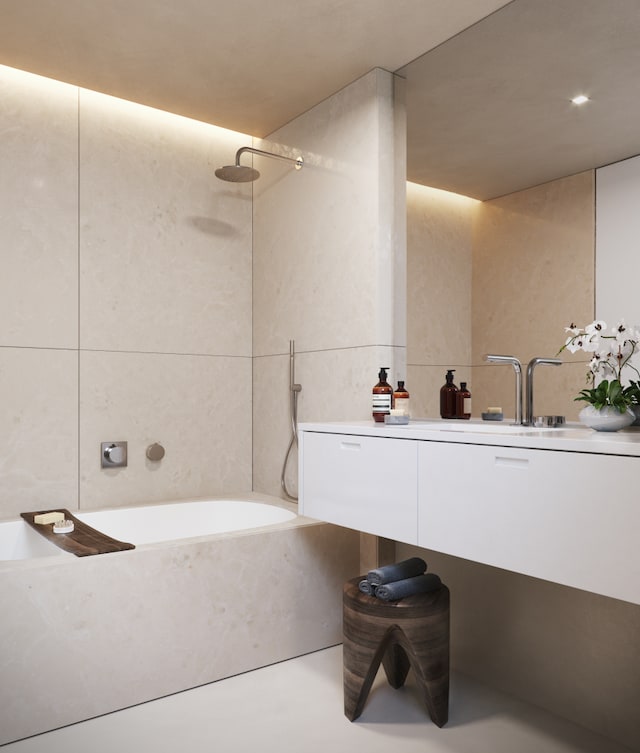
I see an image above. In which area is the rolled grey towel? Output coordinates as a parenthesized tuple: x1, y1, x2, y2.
(358, 579, 377, 596)
(375, 573, 442, 601)
(366, 557, 427, 586)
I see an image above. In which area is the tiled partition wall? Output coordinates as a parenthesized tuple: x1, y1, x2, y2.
(252, 69, 407, 497)
(0, 66, 253, 520)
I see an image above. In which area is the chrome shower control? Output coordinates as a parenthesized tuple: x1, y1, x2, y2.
(101, 441, 128, 468)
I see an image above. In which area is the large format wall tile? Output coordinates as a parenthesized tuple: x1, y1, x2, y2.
(253, 345, 401, 497)
(253, 69, 406, 358)
(79, 90, 252, 357)
(79, 350, 252, 509)
(0, 66, 78, 349)
(0, 348, 78, 519)
(407, 182, 476, 367)
(396, 542, 640, 751)
(472, 171, 594, 420)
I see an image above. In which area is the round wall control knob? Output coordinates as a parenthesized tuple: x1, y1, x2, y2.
(104, 444, 125, 465)
(146, 443, 166, 461)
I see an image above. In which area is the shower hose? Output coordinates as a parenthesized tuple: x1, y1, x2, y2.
(281, 340, 301, 501)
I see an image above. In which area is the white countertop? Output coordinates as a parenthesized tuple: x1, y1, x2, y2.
(299, 418, 640, 456)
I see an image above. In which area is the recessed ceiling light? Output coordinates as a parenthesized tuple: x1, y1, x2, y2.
(571, 95, 590, 105)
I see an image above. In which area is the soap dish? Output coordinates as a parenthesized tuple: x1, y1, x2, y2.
(384, 414, 410, 425)
(481, 412, 504, 422)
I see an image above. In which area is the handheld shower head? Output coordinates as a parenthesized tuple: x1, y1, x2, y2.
(215, 146, 303, 183)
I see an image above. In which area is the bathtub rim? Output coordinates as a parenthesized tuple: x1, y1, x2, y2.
(0, 492, 320, 572)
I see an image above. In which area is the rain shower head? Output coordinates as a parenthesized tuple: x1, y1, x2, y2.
(215, 146, 303, 183)
(215, 164, 260, 182)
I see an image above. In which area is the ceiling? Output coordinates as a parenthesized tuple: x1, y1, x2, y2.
(399, 0, 640, 198)
(2, 0, 640, 200)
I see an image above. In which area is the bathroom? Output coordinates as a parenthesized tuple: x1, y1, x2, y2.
(1, 1, 639, 751)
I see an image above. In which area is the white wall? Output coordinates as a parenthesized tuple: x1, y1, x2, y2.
(596, 154, 640, 371)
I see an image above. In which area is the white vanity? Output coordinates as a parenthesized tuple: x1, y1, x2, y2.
(298, 420, 640, 605)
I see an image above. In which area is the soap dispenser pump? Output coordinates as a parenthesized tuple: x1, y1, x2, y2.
(440, 369, 458, 419)
(372, 367, 393, 423)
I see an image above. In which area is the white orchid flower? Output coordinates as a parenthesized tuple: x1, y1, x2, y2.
(562, 318, 640, 387)
(585, 320, 607, 335)
(565, 334, 586, 353)
(612, 320, 630, 342)
(609, 338, 635, 359)
(582, 334, 602, 353)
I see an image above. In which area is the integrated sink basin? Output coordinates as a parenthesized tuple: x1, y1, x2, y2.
(411, 421, 563, 434)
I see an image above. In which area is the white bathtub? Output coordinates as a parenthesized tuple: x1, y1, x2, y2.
(0, 493, 359, 744)
(0, 519, 72, 560)
(77, 498, 297, 546)
(0, 498, 297, 561)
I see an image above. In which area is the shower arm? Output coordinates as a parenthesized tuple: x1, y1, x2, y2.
(235, 147, 303, 170)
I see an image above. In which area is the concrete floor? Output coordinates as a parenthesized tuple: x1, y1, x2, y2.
(3, 646, 634, 753)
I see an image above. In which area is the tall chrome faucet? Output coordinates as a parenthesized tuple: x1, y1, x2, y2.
(525, 357, 562, 425)
(484, 354, 523, 425)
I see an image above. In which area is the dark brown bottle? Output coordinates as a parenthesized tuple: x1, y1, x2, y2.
(393, 381, 410, 416)
(372, 367, 393, 422)
(440, 369, 458, 419)
(457, 381, 472, 419)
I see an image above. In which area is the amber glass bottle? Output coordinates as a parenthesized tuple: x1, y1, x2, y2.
(393, 381, 410, 416)
(457, 381, 472, 419)
(440, 369, 458, 419)
(372, 367, 393, 422)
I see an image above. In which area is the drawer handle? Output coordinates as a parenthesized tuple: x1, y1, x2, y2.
(340, 441, 361, 451)
(495, 456, 528, 469)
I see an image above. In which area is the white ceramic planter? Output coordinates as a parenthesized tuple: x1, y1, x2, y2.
(579, 405, 635, 432)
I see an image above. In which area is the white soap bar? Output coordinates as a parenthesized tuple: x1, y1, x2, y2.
(34, 512, 65, 525)
(487, 406, 503, 414)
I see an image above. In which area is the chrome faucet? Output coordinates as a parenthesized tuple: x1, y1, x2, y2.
(484, 354, 523, 425)
(525, 357, 562, 425)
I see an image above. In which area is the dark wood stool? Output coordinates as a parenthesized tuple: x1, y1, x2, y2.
(343, 576, 450, 727)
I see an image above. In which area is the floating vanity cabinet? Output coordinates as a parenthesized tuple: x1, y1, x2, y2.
(300, 431, 418, 544)
(299, 421, 640, 605)
(418, 442, 640, 604)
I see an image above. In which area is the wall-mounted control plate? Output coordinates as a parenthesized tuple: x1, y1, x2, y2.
(101, 441, 128, 468)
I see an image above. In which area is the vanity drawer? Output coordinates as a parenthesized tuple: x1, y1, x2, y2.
(300, 432, 418, 544)
(417, 442, 640, 603)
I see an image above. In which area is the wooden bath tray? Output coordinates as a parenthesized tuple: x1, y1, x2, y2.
(21, 509, 135, 557)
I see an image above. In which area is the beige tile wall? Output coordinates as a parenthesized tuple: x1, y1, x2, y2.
(0, 66, 253, 519)
(406, 182, 476, 418)
(0, 67, 78, 349)
(252, 69, 407, 497)
(472, 171, 594, 420)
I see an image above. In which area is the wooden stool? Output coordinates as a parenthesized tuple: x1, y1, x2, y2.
(342, 576, 450, 727)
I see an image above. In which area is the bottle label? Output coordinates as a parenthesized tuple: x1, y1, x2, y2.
(463, 397, 472, 414)
(394, 397, 410, 415)
(372, 394, 392, 412)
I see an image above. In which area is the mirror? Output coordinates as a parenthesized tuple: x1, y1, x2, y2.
(399, 0, 640, 420)
(398, 0, 640, 201)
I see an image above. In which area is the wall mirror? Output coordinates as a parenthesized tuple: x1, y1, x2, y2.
(398, 0, 640, 201)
